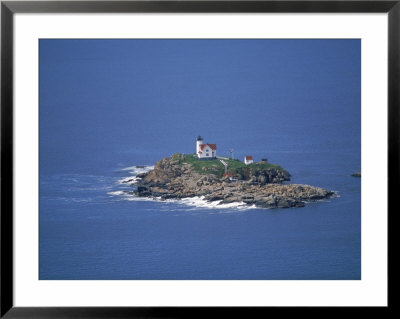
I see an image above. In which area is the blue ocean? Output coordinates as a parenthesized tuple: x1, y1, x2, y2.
(39, 39, 361, 280)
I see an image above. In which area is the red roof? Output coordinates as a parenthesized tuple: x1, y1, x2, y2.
(200, 143, 217, 151)
(245, 156, 253, 160)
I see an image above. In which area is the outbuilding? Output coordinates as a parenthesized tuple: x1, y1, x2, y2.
(244, 156, 253, 165)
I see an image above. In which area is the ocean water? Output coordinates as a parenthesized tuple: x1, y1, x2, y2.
(39, 39, 361, 280)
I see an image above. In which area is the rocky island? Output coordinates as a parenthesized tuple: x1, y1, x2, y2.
(124, 153, 335, 209)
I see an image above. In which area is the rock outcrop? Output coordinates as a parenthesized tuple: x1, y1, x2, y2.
(131, 155, 335, 209)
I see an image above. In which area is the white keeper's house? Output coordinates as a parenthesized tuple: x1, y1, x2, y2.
(196, 136, 217, 159)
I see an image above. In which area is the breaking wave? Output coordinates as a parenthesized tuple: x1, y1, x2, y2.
(116, 165, 154, 185)
(177, 196, 257, 210)
(108, 191, 256, 211)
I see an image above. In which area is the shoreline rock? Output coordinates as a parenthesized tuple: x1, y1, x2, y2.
(132, 155, 335, 209)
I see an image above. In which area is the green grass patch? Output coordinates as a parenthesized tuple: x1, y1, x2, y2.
(170, 153, 285, 178)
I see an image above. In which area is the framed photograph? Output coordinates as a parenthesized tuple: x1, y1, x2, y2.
(1, 0, 395, 317)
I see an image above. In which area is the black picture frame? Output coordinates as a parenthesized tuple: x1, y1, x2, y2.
(1, 1, 396, 317)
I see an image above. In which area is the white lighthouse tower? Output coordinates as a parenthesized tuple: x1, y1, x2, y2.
(196, 135, 203, 154)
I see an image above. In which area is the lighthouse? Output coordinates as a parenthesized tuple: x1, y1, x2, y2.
(196, 136, 203, 154)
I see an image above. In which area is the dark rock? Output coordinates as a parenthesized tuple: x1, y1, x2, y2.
(135, 155, 334, 209)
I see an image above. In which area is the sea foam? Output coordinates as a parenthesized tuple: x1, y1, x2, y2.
(116, 165, 154, 185)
